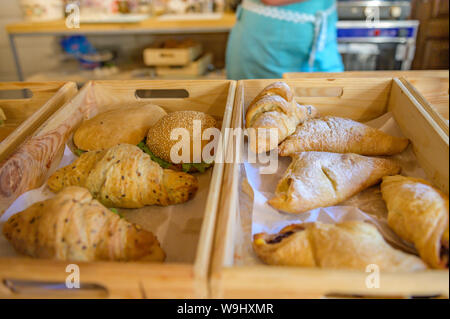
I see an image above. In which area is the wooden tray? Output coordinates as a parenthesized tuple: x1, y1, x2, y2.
(283, 70, 450, 79)
(400, 76, 449, 134)
(156, 53, 213, 77)
(282, 71, 449, 135)
(0, 82, 77, 162)
(143, 43, 203, 67)
(211, 78, 449, 299)
(0, 80, 236, 299)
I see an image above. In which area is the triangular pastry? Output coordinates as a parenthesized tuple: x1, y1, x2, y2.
(269, 152, 401, 214)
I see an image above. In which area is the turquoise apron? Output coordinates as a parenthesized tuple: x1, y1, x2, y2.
(226, 0, 344, 80)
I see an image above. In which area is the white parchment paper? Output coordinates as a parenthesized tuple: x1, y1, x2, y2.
(234, 113, 427, 266)
(0, 145, 210, 263)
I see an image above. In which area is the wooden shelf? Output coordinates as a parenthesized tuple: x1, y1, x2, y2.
(6, 13, 237, 35)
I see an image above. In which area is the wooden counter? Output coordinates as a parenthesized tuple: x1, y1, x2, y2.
(6, 13, 237, 35)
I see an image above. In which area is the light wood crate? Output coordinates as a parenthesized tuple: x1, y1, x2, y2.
(156, 53, 213, 77)
(400, 76, 449, 135)
(283, 70, 449, 79)
(0, 82, 77, 162)
(143, 43, 203, 67)
(0, 80, 236, 299)
(211, 78, 449, 299)
(283, 71, 449, 135)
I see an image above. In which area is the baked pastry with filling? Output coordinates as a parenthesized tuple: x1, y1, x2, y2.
(269, 152, 401, 214)
(381, 175, 449, 269)
(253, 221, 427, 272)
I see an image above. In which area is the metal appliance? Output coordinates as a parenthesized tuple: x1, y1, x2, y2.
(337, 0, 412, 20)
(337, 0, 419, 71)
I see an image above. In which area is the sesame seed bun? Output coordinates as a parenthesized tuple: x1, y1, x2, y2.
(146, 111, 217, 164)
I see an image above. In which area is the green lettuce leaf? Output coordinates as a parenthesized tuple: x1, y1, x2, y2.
(109, 208, 124, 219)
(137, 141, 172, 169)
(138, 139, 213, 172)
(74, 148, 86, 157)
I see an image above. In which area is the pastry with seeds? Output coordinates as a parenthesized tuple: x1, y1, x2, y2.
(3, 186, 165, 262)
(47, 144, 198, 208)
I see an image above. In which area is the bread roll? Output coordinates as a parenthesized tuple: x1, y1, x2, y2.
(146, 110, 217, 165)
(73, 104, 167, 151)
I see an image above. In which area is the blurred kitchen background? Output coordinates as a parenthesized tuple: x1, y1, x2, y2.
(0, 0, 448, 84)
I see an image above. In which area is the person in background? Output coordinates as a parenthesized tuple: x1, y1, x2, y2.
(226, 0, 344, 79)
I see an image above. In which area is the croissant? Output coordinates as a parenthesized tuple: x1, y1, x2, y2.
(245, 82, 318, 154)
(3, 187, 165, 262)
(381, 175, 449, 269)
(279, 116, 409, 157)
(253, 221, 427, 272)
(48, 144, 198, 208)
(269, 152, 401, 214)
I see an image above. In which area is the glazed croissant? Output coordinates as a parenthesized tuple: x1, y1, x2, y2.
(279, 116, 409, 157)
(381, 175, 449, 269)
(3, 187, 165, 262)
(253, 221, 427, 272)
(245, 82, 318, 154)
(47, 144, 198, 208)
(269, 152, 401, 214)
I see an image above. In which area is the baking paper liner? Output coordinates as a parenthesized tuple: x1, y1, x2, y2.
(234, 112, 428, 266)
(0, 145, 211, 263)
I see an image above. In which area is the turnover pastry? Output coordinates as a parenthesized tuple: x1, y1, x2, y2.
(381, 175, 449, 269)
(47, 144, 198, 208)
(279, 116, 409, 157)
(245, 82, 318, 154)
(269, 152, 401, 214)
(3, 187, 165, 262)
(73, 105, 167, 152)
(253, 221, 427, 272)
